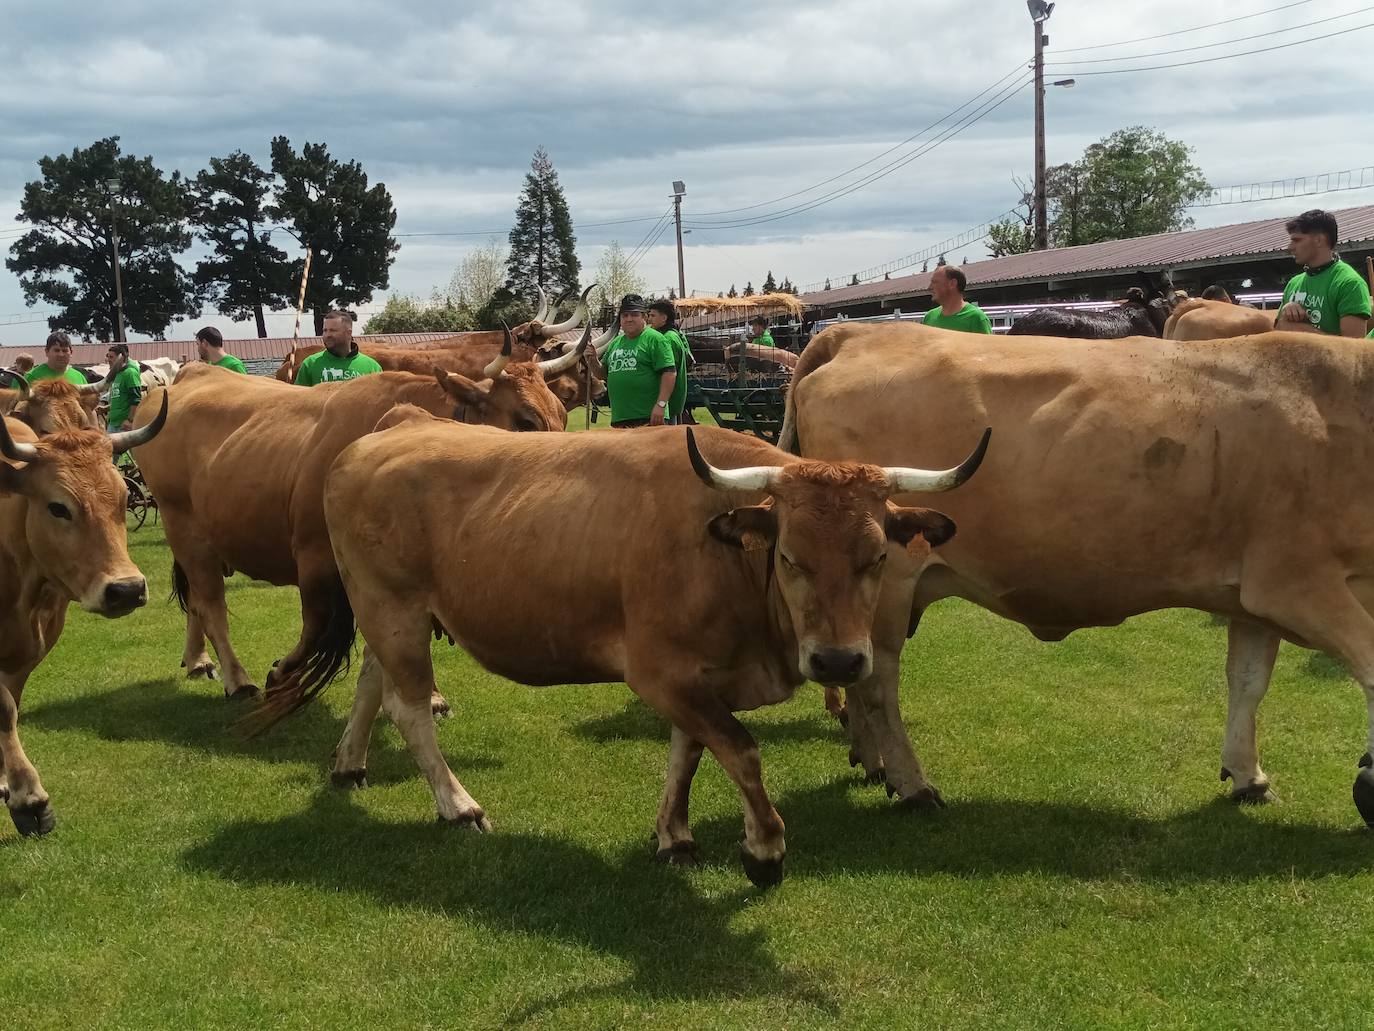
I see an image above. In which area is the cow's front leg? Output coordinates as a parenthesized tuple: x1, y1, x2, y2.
(653, 725, 704, 864)
(0, 673, 53, 836)
(332, 645, 384, 789)
(844, 686, 886, 785)
(180, 607, 217, 681)
(1221, 618, 1280, 803)
(848, 649, 944, 810)
(1358, 685, 1374, 827)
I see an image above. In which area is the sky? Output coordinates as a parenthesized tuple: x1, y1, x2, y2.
(3, 0, 1373, 345)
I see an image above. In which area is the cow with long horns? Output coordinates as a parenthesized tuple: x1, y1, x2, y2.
(135, 332, 582, 704)
(0, 396, 169, 835)
(1, 361, 123, 435)
(256, 415, 986, 886)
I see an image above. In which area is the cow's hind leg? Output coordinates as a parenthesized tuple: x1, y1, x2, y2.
(824, 685, 849, 727)
(654, 725, 704, 864)
(172, 560, 216, 681)
(0, 673, 53, 836)
(165, 526, 256, 699)
(1222, 618, 1281, 803)
(332, 644, 384, 789)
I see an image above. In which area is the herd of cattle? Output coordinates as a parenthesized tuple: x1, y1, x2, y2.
(3, 288, 1374, 888)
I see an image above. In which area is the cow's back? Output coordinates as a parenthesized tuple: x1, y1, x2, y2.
(789, 323, 1374, 630)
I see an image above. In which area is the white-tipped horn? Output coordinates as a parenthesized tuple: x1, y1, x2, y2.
(588, 325, 617, 357)
(482, 325, 513, 379)
(0, 369, 30, 399)
(882, 428, 991, 494)
(108, 392, 169, 455)
(686, 429, 783, 492)
(538, 324, 590, 378)
(0, 409, 41, 463)
(533, 286, 550, 324)
(77, 355, 124, 395)
(540, 284, 592, 338)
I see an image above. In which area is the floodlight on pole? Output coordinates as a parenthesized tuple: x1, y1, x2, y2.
(1028, 0, 1056, 249)
(104, 177, 127, 342)
(1052, 78, 1076, 88)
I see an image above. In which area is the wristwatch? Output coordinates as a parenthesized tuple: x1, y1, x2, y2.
(656, 400, 668, 410)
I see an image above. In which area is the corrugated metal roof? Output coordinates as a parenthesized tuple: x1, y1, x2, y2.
(0, 332, 458, 368)
(803, 203, 1374, 308)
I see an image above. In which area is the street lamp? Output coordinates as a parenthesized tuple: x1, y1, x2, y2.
(104, 177, 127, 342)
(671, 180, 687, 298)
(1027, 1, 1057, 249)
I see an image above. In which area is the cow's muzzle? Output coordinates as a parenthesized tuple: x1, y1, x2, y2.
(97, 577, 148, 617)
(802, 642, 873, 685)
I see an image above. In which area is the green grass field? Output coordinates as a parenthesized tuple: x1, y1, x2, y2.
(4, 519, 1373, 1029)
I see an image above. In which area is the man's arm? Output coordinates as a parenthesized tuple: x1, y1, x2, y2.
(1340, 315, 1368, 338)
(650, 369, 678, 426)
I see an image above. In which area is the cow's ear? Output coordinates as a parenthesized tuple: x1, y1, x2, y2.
(435, 369, 487, 408)
(708, 505, 777, 552)
(0, 464, 23, 497)
(885, 505, 956, 552)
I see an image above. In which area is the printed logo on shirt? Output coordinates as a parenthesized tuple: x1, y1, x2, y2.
(1293, 289, 1323, 326)
(607, 351, 639, 373)
(319, 367, 366, 382)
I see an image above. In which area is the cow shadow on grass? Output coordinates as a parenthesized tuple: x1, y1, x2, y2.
(23, 677, 500, 786)
(687, 777, 1374, 885)
(574, 696, 844, 747)
(180, 788, 837, 1019)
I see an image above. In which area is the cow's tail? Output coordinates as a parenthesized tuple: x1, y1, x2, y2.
(170, 560, 191, 614)
(778, 326, 847, 455)
(239, 580, 356, 737)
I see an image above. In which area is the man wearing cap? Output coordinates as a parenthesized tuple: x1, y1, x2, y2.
(592, 294, 677, 428)
(195, 326, 247, 373)
(922, 266, 992, 334)
(25, 331, 89, 385)
(295, 309, 382, 386)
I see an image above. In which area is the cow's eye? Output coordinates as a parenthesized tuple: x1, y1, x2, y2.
(48, 502, 72, 521)
(868, 553, 888, 572)
(779, 552, 797, 570)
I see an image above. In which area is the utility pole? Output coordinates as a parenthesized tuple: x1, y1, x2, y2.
(104, 178, 127, 341)
(672, 180, 687, 298)
(1028, 1, 1054, 251)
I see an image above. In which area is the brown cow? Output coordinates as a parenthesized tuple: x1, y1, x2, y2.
(1, 366, 118, 434)
(0, 400, 168, 835)
(1164, 297, 1276, 340)
(134, 347, 572, 704)
(256, 414, 985, 886)
(781, 320, 1374, 827)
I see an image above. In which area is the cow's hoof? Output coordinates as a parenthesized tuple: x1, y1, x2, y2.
(10, 801, 56, 837)
(849, 748, 861, 768)
(0, 783, 9, 804)
(739, 845, 784, 889)
(865, 768, 886, 786)
(1230, 781, 1276, 805)
(186, 661, 217, 681)
(1354, 767, 1374, 828)
(836, 707, 849, 729)
(225, 685, 260, 702)
(1359, 752, 1372, 770)
(654, 840, 699, 867)
(331, 768, 367, 790)
(897, 786, 947, 811)
(431, 694, 451, 719)
(438, 811, 492, 833)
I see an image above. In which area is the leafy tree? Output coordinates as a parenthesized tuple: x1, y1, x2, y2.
(443, 240, 507, 311)
(779, 277, 795, 294)
(472, 286, 535, 332)
(362, 296, 473, 334)
(268, 136, 399, 335)
(506, 147, 580, 301)
(727, 284, 738, 298)
(742, 281, 755, 297)
(190, 150, 293, 337)
(588, 240, 647, 315)
(936, 254, 947, 267)
(761, 270, 777, 293)
(6, 136, 198, 340)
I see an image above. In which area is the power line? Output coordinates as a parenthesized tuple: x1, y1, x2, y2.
(684, 76, 1032, 232)
(625, 206, 674, 266)
(628, 217, 676, 270)
(1047, 5, 1372, 64)
(686, 62, 1029, 218)
(1054, 19, 1374, 75)
(1051, 0, 1315, 53)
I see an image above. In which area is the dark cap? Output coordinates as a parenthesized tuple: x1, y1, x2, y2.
(618, 293, 648, 315)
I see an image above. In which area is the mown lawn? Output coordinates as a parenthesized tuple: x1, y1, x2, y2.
(3, 519, 1372, 1029)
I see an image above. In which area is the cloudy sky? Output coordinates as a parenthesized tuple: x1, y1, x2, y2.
(3, 0, 1373, 345)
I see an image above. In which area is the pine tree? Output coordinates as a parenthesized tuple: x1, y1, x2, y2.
(823, 279, 832, 291)
(742, 281, 754, 297)
(761, 270, 777, 293)
(191, 150, 293, 338)
(727, 284, 738, 298)
(506, 147, 580, 301)
(668, 287, 676, 300)
(849, 274, 860, 286)
(936, 254, 947, 267)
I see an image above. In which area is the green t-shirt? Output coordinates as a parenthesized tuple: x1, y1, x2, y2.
(1279, 259, 1371, 335)
(662, 328, 691, 418)
(923, 302, 993, 334)
(26, 364, 88, 386)
(106, 363, 143, 428)
(603, 327, 675, 424)
(295, 347, 383, 387)
(213, 354, 247, 374)
(750, 331, 775, 348)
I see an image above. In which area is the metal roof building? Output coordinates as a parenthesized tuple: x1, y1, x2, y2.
(801, 204, 1374, 319)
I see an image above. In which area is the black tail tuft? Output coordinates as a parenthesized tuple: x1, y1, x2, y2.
(239, 580, 357, 737)
(170, 560, 191, 614)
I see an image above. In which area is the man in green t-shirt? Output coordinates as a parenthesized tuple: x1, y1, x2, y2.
(104, 343, 142, 432)
(648, 299, 691, 423)
(25, 331, 89, 386)
(1275, 209, 1371, 338)
(295, 310, 382, 387)
(589, 294, 677, 427)
(746, 316, 776, 348)
(922, 267, 993, 334)
(195, 326, 247, 373)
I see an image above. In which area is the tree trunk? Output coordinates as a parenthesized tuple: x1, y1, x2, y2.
(313, 307, 326, 336)
(255, 304, 268, 338)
